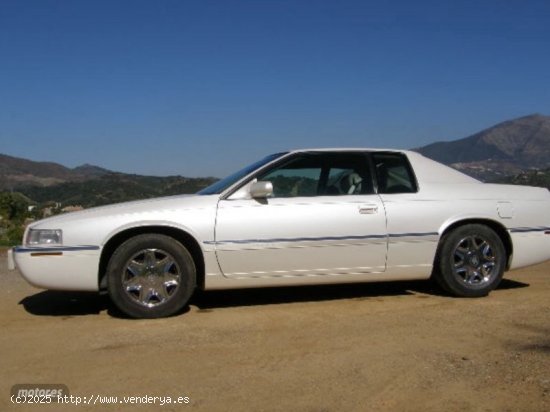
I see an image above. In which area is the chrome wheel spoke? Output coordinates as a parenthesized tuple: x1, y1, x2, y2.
(465, 270, 479, 283)
(127, 260, 146, 277)
(143, 250, 157, 266)
(156, 257, 175, 274)
(163, 273, 179, 287)
(154, 285, 169, 301)
(140, 287, 157, 305)
(477, 240, 487, 253)
(481, 262, 495, 277)
(462, 236, 474, 250)
(124, 275, 143, 289)
(454, 251, 466, 266)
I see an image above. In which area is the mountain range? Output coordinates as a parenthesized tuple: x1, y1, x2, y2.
(0, 153, 216, 207)
(0, 153, 114, 190)
(1, 113, 549, 207)
(414, 114, 550, 180)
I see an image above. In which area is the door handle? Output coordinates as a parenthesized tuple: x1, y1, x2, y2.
(359, 204, 378, 214)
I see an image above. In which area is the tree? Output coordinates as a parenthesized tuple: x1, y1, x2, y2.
(0, 192, 29, 221)
(0, 192, 30, 245)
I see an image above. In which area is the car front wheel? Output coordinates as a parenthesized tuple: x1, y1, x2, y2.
(434, 224, 506, 297)
(107, 234, 196, 318)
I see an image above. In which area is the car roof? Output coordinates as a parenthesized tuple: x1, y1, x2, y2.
(288, 148, 410, 154)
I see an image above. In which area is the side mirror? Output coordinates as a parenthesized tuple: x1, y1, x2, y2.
(250, 181, 273, 199)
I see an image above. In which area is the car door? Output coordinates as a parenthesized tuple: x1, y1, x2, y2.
(214, 152, 388, 279)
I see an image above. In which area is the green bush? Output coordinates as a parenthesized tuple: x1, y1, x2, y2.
(0, 192, 30, 246)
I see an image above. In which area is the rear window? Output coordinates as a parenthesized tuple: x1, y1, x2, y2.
(372, 152, 417, 194)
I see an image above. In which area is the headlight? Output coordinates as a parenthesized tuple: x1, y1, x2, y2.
(26, 229, 63, 246)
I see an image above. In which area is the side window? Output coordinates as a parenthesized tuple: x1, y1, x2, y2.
(259, 156, 322, 197)
(326, 168, 356, 194)
(323, 156, 374, 195)
(372, 152, 417, 194)
(257, 152, 374, 198)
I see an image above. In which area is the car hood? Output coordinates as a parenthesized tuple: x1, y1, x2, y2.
(25, 194, 222, 247)
(33, 195, 218, 222)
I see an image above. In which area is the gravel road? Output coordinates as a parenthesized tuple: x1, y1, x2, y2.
(1, 249, 548, 411)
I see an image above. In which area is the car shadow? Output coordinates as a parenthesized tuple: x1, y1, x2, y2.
(190, 278, 529, 310)
(18, 278, 529, 317)
(191, 280, 426, 310)
(497, 278, 530, 291)
(19, 291, 110, 317)
(18, 291, 190, 319)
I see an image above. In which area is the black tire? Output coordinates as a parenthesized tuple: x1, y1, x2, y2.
(434, 224, 506, 297)
(107, 234, 196, 318)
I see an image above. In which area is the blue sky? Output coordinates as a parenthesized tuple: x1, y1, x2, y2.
(1, 0, 549, 177)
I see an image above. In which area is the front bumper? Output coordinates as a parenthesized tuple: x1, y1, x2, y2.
(12, 245, 101, 291)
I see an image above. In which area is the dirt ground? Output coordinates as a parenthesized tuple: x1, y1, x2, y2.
(0, 248, 548, 412)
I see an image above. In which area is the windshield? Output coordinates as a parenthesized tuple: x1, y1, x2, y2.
(198, 152, 287, 195)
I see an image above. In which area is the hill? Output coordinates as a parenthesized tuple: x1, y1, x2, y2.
(492, 168, 550, 189)
(0, 153, 217, 208)
(0, 153, 111, 190)
(18, 173, 217, 208)
(415, 114, 550, 180)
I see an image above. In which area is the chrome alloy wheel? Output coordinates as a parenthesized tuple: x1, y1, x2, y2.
(452, 235, 497, 287)
(122, 248, 182, 307)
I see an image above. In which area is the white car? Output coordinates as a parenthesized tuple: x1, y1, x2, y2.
(8, 149, 550, 318)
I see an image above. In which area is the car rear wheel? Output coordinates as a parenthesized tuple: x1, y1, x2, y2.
(434, 224, 506, 297)
(107, 234, 196, 318)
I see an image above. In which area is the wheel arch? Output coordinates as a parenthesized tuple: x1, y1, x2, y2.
(98, 226, 205, 291)
(438, 218, 513, 270)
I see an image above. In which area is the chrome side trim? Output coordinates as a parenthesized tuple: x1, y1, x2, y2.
(205, 231, 439, 246)
(509, 226, 550, 233)
(389, 232, 438, 238)
(13, 245, 100, 253)
(206, 234, 385, 245)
